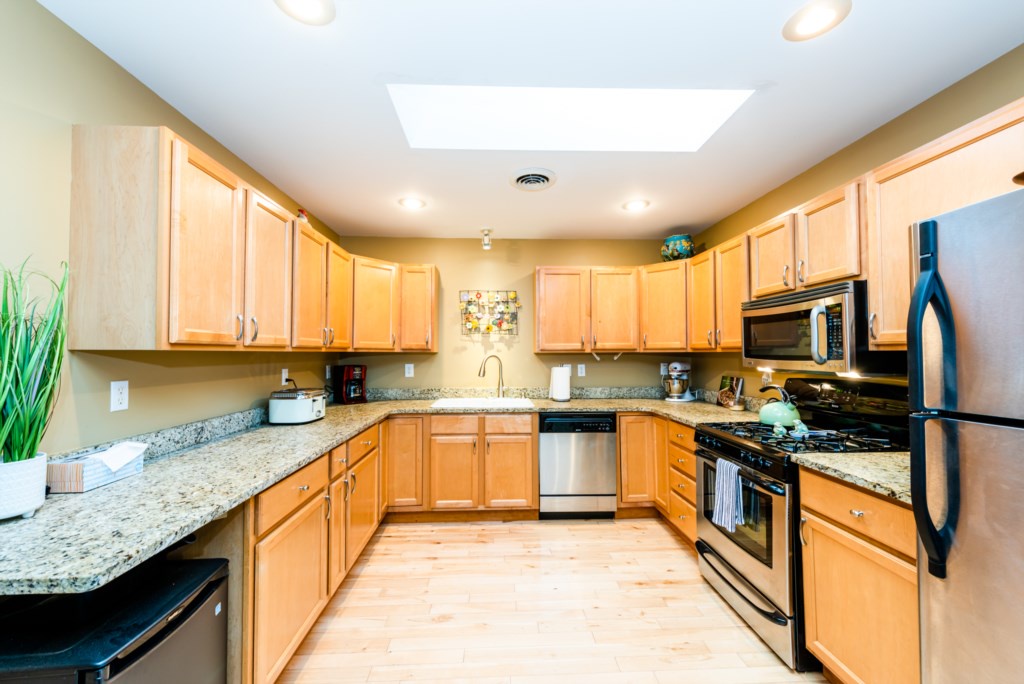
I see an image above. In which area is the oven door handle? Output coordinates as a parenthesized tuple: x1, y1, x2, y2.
(696, 450, 786, 496)
(695, 540, 789, 626)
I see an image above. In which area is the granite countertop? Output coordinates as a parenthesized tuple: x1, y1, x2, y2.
(791, 451, 912, 505)
(0, 398, 751, 595)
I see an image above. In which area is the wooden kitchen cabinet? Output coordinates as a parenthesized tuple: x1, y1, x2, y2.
(663, 422, 698, 543)
(429, 434, 480, 509)
(865, 100, 1024, 349)
(399, 264, 439, 351)
(714, 235, 749, 350)
(639, 260, 687, 351)
(748, 213, 797, 298)
(795, 182, 862, 289)
(687, 251, 716, 350)
(590, 267, 640, 351)
(651, 417, 669, 512)
(387, 416, 425, 509)
(244, 192, 293, 348)
(618, 414, 655, 505)
(800, 469, 919, 684)
(70, 125, 293, 351)
(292, 225, 352, 350)
(483, 434, 535, 508)
(326, 241, 353, 350)
(345, 446, 380, 571)
(535, 267, 591, 352)
(327, 473, 347, 596)
(352, 256, 400, 350)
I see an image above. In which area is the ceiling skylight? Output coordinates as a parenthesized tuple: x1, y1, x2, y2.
(386, 85, 754, 152)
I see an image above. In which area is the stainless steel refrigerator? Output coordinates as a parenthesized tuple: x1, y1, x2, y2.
(909, 187, 1024, 683)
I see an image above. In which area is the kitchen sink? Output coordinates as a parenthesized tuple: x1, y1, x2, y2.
(430, 397, 535, 409)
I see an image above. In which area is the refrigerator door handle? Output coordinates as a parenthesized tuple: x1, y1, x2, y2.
(910, 414, 960, 579)
(908, 220, 958, 412)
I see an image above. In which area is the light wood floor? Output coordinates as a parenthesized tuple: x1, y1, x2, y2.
(281, 519, 827, 683)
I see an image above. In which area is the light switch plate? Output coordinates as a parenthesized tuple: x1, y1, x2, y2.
(281, 368, 289, 385)
(660, 362, 668, 374)
(325, 365, 331, 379)
(110, 380, 128, 412)
(405, 363, 415, 378)
(577, 363, 586, 377)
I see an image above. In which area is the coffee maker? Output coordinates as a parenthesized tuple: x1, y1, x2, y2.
(662, 361, 695, 402)
(331, 365, 367, 404)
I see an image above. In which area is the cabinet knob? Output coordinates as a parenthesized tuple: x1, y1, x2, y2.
(361, 440, 373, 445)
(677, 483, 686, 489)
(849, 509, 865, 518)
(677, 458, 686, 464)
(678, 514, 687, 520)
(298, 485, 310, 492)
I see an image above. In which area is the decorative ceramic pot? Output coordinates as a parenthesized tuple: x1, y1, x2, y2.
(0, 453, 47, 520)
(660, 234, 695, 261)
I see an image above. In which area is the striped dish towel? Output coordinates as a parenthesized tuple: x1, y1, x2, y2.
(712, 458, 745, 533)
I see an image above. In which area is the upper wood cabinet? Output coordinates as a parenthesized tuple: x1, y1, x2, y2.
(399, 264, 439, 352)
(639, 261, 687, 352)
(535, 266, 638, 352)
(865, 100, 1024, 349)
(352, 256, 400, 350)
(326, 242, 353, 350)
(795, 182, 861, 288)
(535, 267, 590, 352)
(748, 214, 797, 298)
(687, 251, 717, 350)
(291, 223, 352, 350)
(715, 235, 749, 351)
(244, 192, 293, 348)
(70, 126, 289, 351)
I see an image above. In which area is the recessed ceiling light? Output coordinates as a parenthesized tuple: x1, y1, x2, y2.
(397, 197, 426, 210)
(387, 85, 754, 152)
(622, 200, 650, 212)
(782, 0, 852, 41)
(274, 0, 336, 26)
(481, 229, 492, 251)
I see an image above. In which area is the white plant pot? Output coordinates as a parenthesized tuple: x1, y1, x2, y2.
(0, 453, 48, 520)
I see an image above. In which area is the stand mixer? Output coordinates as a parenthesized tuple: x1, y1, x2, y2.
(662, 361, 695, 402)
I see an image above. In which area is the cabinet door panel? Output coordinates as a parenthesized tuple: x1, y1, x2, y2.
(687, 252, 716, 350)
(399, 264, 437, 351)
(798, 183, 860, 288)
(253, 494, 328, 684)
(535, 267, 590, 352)
(328, 477, 347, 595)
(801, 511, 919, 684)
(619, 415, 654, 504)
(668, 491, 697, 541)
(244, 192, 292, 348)
(652, 417, 668, 512)
(640, 261, 687, 351)
(353, 257, 399, 350)
(388, 417, 424, 508)
(346, 449, 380, 571)
(590, 267, 639, 350)
(715, 236, 748, 351)
(291, 223, 327, 349)
(168, 139, 244, 345)
(483, 434, 534, 508)
(429, 435, 479, 509)
(749, 215, 796, 298)
(326, 242, 353, 350)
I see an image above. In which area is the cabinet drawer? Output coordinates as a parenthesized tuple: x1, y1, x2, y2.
(483, 414, 532, 434)
(668, 442, 696, 479)
(328, 444, 349, 480)
(669, 467, 696, 506)
(256, 456, 328, 537)
(431, 414, 479, 434)
(668, 491, 697, 541)
(800, 468, 916, 559)
(347, 424, 379, 465)
(668, 422, 696, 452)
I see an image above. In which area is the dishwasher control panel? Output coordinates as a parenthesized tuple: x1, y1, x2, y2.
(539, 413, 616, 433)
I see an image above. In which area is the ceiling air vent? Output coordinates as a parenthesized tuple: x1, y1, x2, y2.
(510, 168, 556, 192)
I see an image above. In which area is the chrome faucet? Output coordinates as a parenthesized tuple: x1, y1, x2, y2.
(477, 354, 505, 398)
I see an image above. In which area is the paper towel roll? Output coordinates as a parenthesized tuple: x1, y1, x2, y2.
(549, 366, 571, 401)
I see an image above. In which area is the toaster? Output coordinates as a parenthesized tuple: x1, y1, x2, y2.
(268, 387, 326, 424)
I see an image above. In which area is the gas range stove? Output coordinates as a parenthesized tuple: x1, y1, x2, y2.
(699, 421, 905, 454)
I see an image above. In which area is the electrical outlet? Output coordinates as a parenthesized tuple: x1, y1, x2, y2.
(281, 368, 289, 385)
(660, 362, 669, 375)
(325, 365, 331, 380)
(110, 380, 128, 412)
(405, 363, 415, 378)
(577, 363, 586, 377)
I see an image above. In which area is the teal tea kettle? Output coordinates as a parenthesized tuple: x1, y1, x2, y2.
(758, 385, 802, 426)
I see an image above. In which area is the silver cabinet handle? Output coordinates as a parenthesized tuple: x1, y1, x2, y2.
(324, 493, 331, 519)
(343, 477, 350, 502)
(486, 439, 490, 455)
(329, 328, 335, 345)
(338, 456, 348, 466)
(350, 472, 357, 495)
(676, 483, 686, 490)
(678, 514, 687, 520)
(799, 517, 808, 546)
(322, 328, 328, 346)
(706, 330, 712, 347)
(426, 332, 430, 346)
(361, 440, 372, 445)
(782, 264, 790, 287)
(868, 312, 878, 340)
(392, 333, 396, 348)
(235, 314, 244, 340)
(580, 335, 585, 348)
(250, 317, 259, 342)
(643, 333, 647, 348)
(298, 485, 310, 492)
(676, 458, 686, 465)
(592, 335, 597, 347)
(797, 259, 805, 283)
(849, 509, 865, 518)
(715, 329, 721, 346)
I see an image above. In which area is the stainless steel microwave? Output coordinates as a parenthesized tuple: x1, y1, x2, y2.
(740, 281, 905, 375)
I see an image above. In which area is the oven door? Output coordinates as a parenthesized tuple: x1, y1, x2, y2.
(741, 287, 852, 373)
(696, 451, 792, 613)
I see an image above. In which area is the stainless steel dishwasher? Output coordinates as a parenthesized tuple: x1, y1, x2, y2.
(538, 412, 617, 518)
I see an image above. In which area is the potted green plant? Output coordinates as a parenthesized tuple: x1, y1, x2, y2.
(0, 261, 68, 520)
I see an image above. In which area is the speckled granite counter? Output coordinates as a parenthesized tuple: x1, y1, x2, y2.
(791, 451, 912, 505)
(0, 399, 752, 595)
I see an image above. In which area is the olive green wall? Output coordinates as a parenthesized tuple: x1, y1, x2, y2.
(1, 0, 340, 454)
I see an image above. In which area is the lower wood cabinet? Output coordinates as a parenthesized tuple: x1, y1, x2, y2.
(799, 468, 919, 684)
(662, 422, 698, 543)
(327, 474, 347, 595)
(429, 434, 480, 509)
(618, 414, 655, 505)
(483, 434, 534, 508)
(387, 416, 425, 508)
(651, 417, 669, 512)
(346, 447, 380, 571)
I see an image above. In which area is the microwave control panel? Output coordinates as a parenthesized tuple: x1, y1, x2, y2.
(825, 304, 844, 360)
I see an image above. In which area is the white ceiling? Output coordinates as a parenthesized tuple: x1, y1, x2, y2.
(38, 0, 1024, 240)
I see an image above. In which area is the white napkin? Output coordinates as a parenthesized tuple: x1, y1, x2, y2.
(91, 441, 148, 473)
(711, 458, 745, 533)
